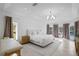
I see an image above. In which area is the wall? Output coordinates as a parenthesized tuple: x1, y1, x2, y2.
(4, 4, 48, 41)
(0, 4, 5, 38)
(3, 3, 79, 40)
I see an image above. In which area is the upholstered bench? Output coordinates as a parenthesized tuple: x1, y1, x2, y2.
(0, 39, 22, 56)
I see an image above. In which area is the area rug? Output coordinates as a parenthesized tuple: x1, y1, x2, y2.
(21, 40, 61, 56)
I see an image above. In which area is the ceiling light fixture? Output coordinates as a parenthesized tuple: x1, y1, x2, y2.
(47, 8, 55, 20)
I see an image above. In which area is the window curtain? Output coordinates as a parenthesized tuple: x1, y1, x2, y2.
(75, 21, 79, 37)
(47, 24, 50, 34)
(63, 23, 69, 39)
(3, 16, 13, 38)
(53, 24, 58, 37)
(46, 24, 53, 34)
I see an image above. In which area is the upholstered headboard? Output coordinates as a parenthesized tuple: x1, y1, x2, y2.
(26, 29, 43, 36)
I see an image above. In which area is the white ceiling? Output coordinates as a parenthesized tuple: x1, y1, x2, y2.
(1, 3, 79, 25)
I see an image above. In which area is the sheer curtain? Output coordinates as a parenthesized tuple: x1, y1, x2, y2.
(4, 16, 13, 38)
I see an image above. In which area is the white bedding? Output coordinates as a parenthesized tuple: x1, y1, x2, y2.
(30, 35, 55, 47)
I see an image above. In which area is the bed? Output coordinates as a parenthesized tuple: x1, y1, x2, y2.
(27, 29, 55, 47)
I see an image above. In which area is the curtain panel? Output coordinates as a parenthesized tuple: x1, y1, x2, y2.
(4, 16, 13, 38)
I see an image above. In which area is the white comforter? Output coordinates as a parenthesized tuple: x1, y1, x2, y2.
(30, 35, 54, 47)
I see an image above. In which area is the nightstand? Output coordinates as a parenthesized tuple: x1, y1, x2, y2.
(20, 36, 30, 44)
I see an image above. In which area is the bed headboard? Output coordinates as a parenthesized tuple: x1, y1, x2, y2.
(26, 29, 42, 36)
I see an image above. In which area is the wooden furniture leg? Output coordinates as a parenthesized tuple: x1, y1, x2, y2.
(16, 49, 21, 56)
(4, 49, 21, 56)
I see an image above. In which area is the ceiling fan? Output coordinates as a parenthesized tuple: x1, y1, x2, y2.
(32, 3, 38, 6)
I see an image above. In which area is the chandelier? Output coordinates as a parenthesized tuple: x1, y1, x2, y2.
(47, 9, 55, 20)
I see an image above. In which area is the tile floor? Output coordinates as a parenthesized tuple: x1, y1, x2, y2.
(21, 38, 77, 56)
(53, 38, 77, 56)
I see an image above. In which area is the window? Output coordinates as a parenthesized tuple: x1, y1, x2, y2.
(13, 22, 18, 40)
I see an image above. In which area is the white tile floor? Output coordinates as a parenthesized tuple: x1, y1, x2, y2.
(53, 38, 77, 56)
(21, 38, 77, 56)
